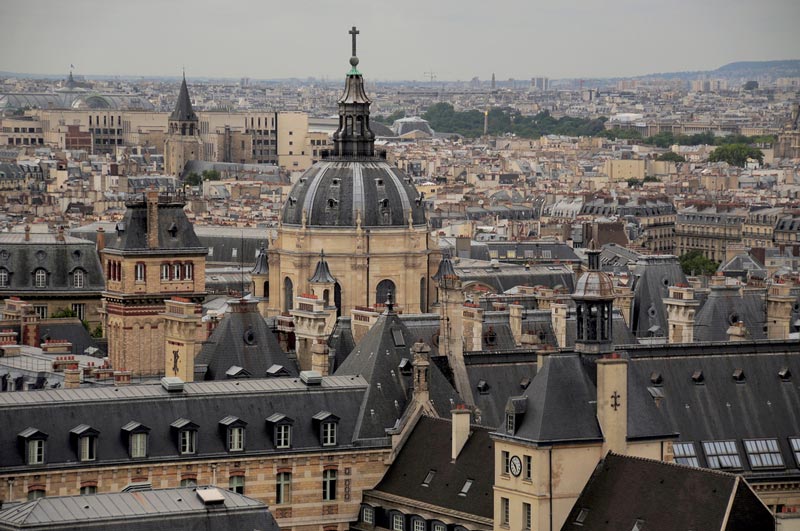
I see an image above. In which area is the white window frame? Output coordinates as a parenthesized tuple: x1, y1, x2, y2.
(161, 264, 170, 281)
(228, 426, 244, 452)
(322, 469, 337, 501)
(28, 439, 45, 465)
(79, 436, 96, 462)
(130, 433, 147, 458)
(501, 497, 510, 526)
(413, 519, 425, 531)
(173, 263, 181, 280)
(229, 475, 245, 494)
(135, 263, 146, 282)
(523, 502, 532, 530)
(433, 524, 445, 531)
(180, 430, 196, 455)
(71, 303, 85, 321)
(80, 485, 97, 495)
(392, 514, 404, 531)
(0, 268, 8, 287)
(362, 506, 374, 525)
(73, 269, 85, 288)
(322, 422, 337, 446)
(502, 450, 510, 475)
(184, 263, 193, 280)
(34, 269, 47, 288)
(276, 424, 291, 449)
(276, 472, 291, 504)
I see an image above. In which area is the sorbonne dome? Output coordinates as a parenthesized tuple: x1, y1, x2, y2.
(263, 28, 439, 318)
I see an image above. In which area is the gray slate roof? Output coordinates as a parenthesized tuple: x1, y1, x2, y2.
(630, 256, 687, 338)
(694, 286, 767, 342)
(105, 202, 204, 253)
(169, 76, 198, 122)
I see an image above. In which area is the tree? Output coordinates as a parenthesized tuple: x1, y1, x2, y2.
(201, 169, 221, 181)
(643, 175, 661, 183)
(626, 178, 642, 188)
(743, 80, 759, 91)
(708, 143, 763, 167)
(374, 110, 406, 124)
(598, 127, 642, 140)
(679, 250, 719, 276)
(656, 152, 685, 162)
(51, 308, 77, 318)
(184, 172, 202, 186)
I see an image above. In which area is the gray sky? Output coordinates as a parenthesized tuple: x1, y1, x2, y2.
(2, 0, 799, 80)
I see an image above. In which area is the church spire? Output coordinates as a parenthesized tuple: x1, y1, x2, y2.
(332, 26, 375, 158)
(170, 72, 198, 123)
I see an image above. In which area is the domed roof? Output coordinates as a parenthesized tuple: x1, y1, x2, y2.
(573, 248, 614, 300)
(281, 160, 426, 227)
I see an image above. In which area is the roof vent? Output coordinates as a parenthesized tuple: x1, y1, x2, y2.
(732, 368, 745, 383)
(691, 370, 704, 384)
(300, 370, 322, 386)
(196, 487, 226, 505)
(477, 380, 490, 394)
(398, 358, 412, 374)
(161, 376, 185, 392)
(650, 371, 663, 385)
(519, 376, 531, 390)
(779, 367, 791, 382)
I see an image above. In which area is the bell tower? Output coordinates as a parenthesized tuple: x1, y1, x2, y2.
(165, 72, 203, 176)
(572, 246, 615, 356)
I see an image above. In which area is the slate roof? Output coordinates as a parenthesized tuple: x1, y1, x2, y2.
(334, 308, 461, 441)
(469, 241, 579, 263)
(0, 233, 104, 293)
(622, 340, 800, 478)
(0, 487, 278, 531)
(169, 76, 198, 122)
(0, 375, 368, 473)
(251, 248, 269, 275)
(630, 255, 687, 338)
(693, 286, 767, 342)
(369, 416, 494, 519)
(561, 453, 773, 531)
(309, 252, 336, 283)
(194, 299, 297, 380)
(453, 259, 575, 294)
(281, 161, 426, 227)
(104, 201, 205, 253)
(464, 352, 538, 428)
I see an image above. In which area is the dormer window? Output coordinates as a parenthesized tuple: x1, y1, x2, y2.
(266, 413, 294, 449)
(171, 418, 198, 455)
(506, 412, 515, 434)
(121, 421, 150, 459)
(219, 416, 247, 452)
(313, 411, 339, 446)
(167, 222, 178, 237)
(70, 425, 99, 462)
(73, 269, 85, 289)
(0, 268, 9, 288)
(18, 427, 48, 465)
(34, 268, 47, 288)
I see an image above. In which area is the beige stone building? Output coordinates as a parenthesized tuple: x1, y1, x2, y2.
(675, 205, 748, 262)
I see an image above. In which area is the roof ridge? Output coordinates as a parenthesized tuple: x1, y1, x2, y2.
(605, 451, 739, 479)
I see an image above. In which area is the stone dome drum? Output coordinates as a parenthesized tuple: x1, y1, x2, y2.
(281, 161, 426, 227)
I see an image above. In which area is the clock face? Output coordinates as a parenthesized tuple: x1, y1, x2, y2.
(509, 455, 522, 477)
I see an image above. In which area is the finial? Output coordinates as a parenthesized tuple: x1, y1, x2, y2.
(349, 26, 360, 72)
(182, 66, 185, 80)
(320, 249, 325, 261)
(385, 291, 394, 313)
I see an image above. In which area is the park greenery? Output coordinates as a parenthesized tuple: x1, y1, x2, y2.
(656, 152, 686, 163)
(422, 103, 607, 138)
(678, 250, 719, 276)
(600, 129, 775, 148)
(185, 169, 221, 186)
(374, 110, 406, 124)
(708, 143, 764, 167)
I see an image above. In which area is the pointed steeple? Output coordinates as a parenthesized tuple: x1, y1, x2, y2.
(309, 250, 337, 284)
(332, 26, 375, 158)
(170, 72, 198, 123)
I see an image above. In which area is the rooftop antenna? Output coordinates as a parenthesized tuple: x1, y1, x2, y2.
(240, 229, 245, 299)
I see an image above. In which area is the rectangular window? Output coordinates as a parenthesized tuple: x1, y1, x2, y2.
(229, 475, 245, 494)
(135, 263, 145, 282)
(744, 439, 784, 469)
(502, 450, 510, 475)
(392, 514, 404, 531)
(276, 424, 291, 448)
(523, 502, 532, 530)
(506, 414, 515, 434)
(80, 436, 96, 461)
(791, 438, 800, 466)
(71, 303, 85, 321)
(433, 524, 445, 531)
(702, 440, 742, 469)
(161, 264, 170, 281)
(322, 469, 337, 501)
(184, 263, 192, 280)
(232, 248, 238, 258)
(28, 489, 45, 500)
(459, 479, 473, 496)
(180, 430, 196, 455)
(414, 520, 425, 531)
(80, 485, 97, 495)
(362, 506, 374, 524)
(322, 422, 337, 446)
(276, 472, 291, 504)
(501, 497, 510, 526)
(524, 455, 532, 480)
(28, 439, 44, 464)
(33, 305, 48, 319)
(180, 478, 197, 487)
(229, 427, 244, 451)
(173, 264, 181, 280)
(130, 433, 147, 458)
(673, 442, 699, 467)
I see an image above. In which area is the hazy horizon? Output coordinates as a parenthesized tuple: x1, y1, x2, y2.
(2, 0, 799, 82)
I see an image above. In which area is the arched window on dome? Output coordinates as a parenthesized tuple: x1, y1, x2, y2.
(376, 279, 395, 307)
(284, 277, 293, 312)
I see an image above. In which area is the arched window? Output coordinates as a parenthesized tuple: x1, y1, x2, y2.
(73, 269, 85, 289)
(323, 289, 330, 306)
(284, 277, 293, 312)
(376, 279, 395, 306)
(0, 268, 8, 288)
(34, 269, 47, 288)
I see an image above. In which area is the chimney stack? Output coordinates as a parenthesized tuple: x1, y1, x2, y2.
(24, 225, 30, 242)
(146, 189, 159, 249)
(64, 368, 81, 389)
(597, 354, 628, 454)
(451, 407, 471, 461)
(56, 225, 65, 242)
(96, 227, 105, 253)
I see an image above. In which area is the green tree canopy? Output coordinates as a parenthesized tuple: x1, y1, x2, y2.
(202, 169, 221, 181)
(656, 152, 686, 162)
(679, 250, 719, 276)
(708, 143, 764, 167)
(184, 172, 202, 186)
(374, 110, 406, 124)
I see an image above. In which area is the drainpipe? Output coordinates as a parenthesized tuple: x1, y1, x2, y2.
(549, 449, 553, 531)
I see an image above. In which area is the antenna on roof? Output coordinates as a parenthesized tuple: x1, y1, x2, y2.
(240, 229, 245, 299)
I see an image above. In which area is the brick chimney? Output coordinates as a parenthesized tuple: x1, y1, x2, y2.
(451, 407, 471, 461)
(64, 368, 81, 389)
(96, 226, 105, 253)
(114, 370, 132, 386)
(310, 340, 330, 376)
(56, 225, 65, 242)
(146, 189, 159, 249)
(24, 224, 30, 242)
(597, 353, 628, 454)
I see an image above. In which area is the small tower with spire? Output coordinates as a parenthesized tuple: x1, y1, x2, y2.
(165, 72, 202, 176)
(331, 26, 376, 158)
(572, 243, 615, 356)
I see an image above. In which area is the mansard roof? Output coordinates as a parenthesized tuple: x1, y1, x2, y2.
(105, 200, 205, 253)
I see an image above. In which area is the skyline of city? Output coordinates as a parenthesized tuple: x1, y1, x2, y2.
(2, 0, 799, 80)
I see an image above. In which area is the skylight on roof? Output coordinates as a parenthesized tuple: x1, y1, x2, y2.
(391, 329, 405, 347)
(458, 479, 473, 497)
(744, 439, 784, 469)
(575, 508, 589, 525)
(673, 442, 699, 467)
(702, 440, 742, 469)
(791, 438, 800, 466)
(422, 469, 435, 487)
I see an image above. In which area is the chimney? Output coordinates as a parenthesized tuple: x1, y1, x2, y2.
(551, 303, 568, 348)
(56, 225, 65, 242)
(412, 341, 431, 404)
(509, 303, 523, 346)
(597, 354, 628, 454)
(64, 368, 81, 389)
(114, 370, 132, 386)
(96, 227, 105, 253)
(766, 282, 794, 340)
(451, 407, 471, 461)
(664, 285, 699, 344)
(24, 225, 30, 242)
(146, 189, 159, 249)
(310, 340, 330, 376)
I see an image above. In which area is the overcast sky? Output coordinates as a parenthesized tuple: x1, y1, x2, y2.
(2, 0, 799, 81)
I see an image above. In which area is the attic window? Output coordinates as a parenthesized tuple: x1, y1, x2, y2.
(673, 442, 699, 467)
(484, 328, 497, 346)
(391, 329, 405, 347)
(115, 221, 125, 234)
(574, 508, 589, 525)
(650, 371, 663, 385)
(732, 368, 745, 383)
(631, 520, 645, 531)
(167, 222, 178, 237)
(376, 179, 384, 186)
(779, 367, 791, 382)
(691, 370, 704, 384)
(458, 479, 473, 497)
(422, 469, 436, 487)
(519, 377, 531, 390)
(743, 439, 784, 469)
(647, 386, 664, 400)
(328, 198, 339, 208)
(702, 440, 742, 469)
(477, 380, 490, 394)
(243, 327, 256, 345)
(728, 313, 740, 325)
(332, 178, 340, 186)
(379, 198, 389, 208)
(398, 358, 411, 374)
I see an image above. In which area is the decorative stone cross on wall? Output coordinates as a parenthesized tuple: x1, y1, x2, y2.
(611, 391, 621, 411)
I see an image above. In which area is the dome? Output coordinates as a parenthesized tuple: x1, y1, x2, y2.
(573, 270, 615, 300)
(281, 160, 426, 227)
